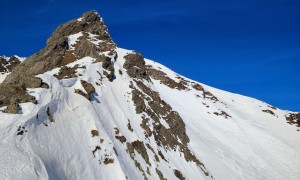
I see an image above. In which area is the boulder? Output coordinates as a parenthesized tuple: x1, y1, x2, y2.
(4, 98, 19, 114)
(123, 52, 149, 80)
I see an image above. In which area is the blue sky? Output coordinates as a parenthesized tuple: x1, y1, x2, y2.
(0, 0, 299, 111)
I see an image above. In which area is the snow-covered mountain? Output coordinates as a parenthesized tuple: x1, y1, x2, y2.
(0, 11, 299, 180)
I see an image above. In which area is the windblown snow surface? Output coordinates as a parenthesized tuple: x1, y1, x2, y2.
(0, 47, 299, 180)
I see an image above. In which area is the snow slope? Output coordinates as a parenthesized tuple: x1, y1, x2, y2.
(145, 58, 300, 180)
(0, 72, 10, 83)
(0, 11, 299, 180)
(0, 47, 299, 180)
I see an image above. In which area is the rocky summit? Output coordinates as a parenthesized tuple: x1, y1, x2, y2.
(0, 11, 299, 180)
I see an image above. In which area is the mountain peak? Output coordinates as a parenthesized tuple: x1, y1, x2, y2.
(0, 10, 116, 109)
(46, 10, 114, 50)
(82, 10, 100, 19)
(0, 11, 299, 180)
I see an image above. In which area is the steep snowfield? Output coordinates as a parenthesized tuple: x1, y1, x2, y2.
(0, 47, 299, 180)
(146, 59, 300, 180)
(0, 11, 299, 180)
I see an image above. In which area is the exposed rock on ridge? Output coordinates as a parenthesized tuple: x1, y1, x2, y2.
(0, 11, 116, 110)
(0, 56, 23, 73)
(123, 52, 150, 80)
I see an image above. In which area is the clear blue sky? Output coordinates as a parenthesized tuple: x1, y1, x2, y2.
(0, 0, 299, 111)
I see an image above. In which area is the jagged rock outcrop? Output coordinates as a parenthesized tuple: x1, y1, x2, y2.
(0, 57, 6, 73)
(146, 65, 187, 90)
(0, 11, 116, 109)
(286, 113, 300, 127)
(75, 80, 96, 100)
(124, 52, 149, 80)
(0, 56, 23, 73)
(3, 97, 20, 114)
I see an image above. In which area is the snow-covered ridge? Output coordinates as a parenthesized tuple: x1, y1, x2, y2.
(12, 55, 26, 62)
(1, 47, 299, 180)
(0, 55, 10, 61)
(0, 55, 25, 62)
(0, 11, 299, 180)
